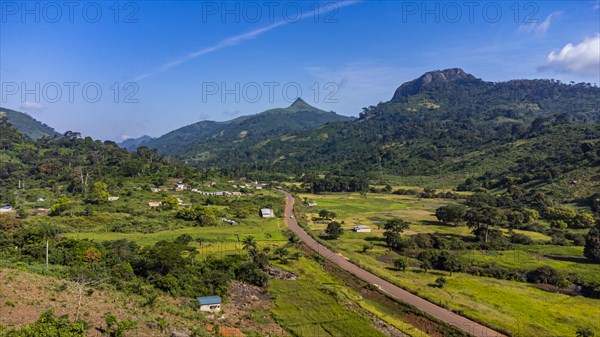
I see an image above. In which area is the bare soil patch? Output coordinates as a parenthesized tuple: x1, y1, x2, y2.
(220, 281, 290, 336)
(0, 268, 193, 336)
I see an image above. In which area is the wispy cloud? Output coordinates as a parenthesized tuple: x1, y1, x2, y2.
(540, 34, 600, 76)
(518, 11, 561, 35)
(20, 101, 45, 111)
(133, 1, 360, 82)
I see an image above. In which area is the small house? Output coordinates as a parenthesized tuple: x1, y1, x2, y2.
(0, 206, 13, 213)
(353, 225, 372, 233)
(260, 208, 275, 218)
(221, 218, 239, 225)
(175, 183, 187, 191)
(148, 201, 162, 208)
(197, 296, 221, 312)
(107, 196, 119, 202)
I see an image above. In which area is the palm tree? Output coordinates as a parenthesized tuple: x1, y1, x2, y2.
(39, 224, 60, 269)
(242, 236, 257, 252)
(242, 236, 258, 261)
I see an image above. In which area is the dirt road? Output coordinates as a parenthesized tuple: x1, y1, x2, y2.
(281, 191, 506, 337)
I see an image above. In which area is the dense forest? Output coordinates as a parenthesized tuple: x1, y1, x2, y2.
(152, 69, 599, 184)
(0, 117, 199, 207)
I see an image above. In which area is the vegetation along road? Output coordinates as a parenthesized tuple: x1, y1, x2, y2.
(281, 190, 506, 337)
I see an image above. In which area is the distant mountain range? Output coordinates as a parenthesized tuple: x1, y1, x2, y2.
(3, 69, 599, 195)
(119, 97, 354, 155)
(118, 135, 155, 151)
(0, 108, 60, 140)
(127, 69, 597, 179)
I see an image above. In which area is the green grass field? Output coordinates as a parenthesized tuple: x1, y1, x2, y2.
(298, 192, 600, 336)
(269, 256, 387, 337)
(65, 217, 288, 259)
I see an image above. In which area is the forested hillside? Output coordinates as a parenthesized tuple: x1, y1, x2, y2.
(137, 98, 354, 156)
(0, 117, 195, 206)
(0, 108, 60, 140)
(160, 70, 599, 194)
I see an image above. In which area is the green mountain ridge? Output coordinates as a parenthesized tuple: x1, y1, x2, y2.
(118, 135, 155, 151)
(0, 108, 60, 140)
(138, 98, 354, 155)
(165, 69, 599, 193)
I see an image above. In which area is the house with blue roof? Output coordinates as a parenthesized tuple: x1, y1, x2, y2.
(197, 295, 221, 312)
(0, 206, 13, 213)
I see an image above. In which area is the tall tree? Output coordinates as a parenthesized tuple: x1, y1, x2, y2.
(383, 219, 410, 249)
(465, 206, 504, 243)
(584, 224, 600, 263)
(39, 224, 60, 269)
(88, 181, 109, 204)
(435, 204, 467, 226)
(242, 236, 258, 259)
(325, 221, 343, 239)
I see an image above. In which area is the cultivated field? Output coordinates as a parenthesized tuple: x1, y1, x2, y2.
(298, 192, 600, 336)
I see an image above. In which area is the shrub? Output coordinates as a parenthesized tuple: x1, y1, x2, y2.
(433, 277, 447, 288)
(412, 233, 433, 249)
(579, 281, 600, 299)
(550, 235, 570, 246)
(526, 266, 569, 288)
(568, 233, 586, 246)
(393, 257, 408, 271)
(510, 233, 534, 245)
(576, 327, 595, 337)
(466, 264, 525, 282)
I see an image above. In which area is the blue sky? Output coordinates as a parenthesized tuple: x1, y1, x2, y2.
(1, 0, 599, 140)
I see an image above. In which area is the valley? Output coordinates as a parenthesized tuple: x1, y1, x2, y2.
(1, 68, 599, 337)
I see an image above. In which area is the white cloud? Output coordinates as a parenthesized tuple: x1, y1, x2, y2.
(542, 34, 600, 76)
(518, 11, 561, 35)
(19, 101, 44, 111)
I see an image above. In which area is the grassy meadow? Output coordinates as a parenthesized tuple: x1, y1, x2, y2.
(297, 192, 600, 336)
(269, 254, 431, 337)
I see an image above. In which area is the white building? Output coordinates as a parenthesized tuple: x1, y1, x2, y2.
(197, 296, 221, 312)
(0, 206, 13, 213)
(353, 225, 372, 233)
(260, 208, 275, 218)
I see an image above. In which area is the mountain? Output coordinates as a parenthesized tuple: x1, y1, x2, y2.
(118, 135, 154, 151)
(0, 107, 60, 140)
(142, 98, 354, 157)
(165, 69, 599, 187)
(392, 68, 482, 99)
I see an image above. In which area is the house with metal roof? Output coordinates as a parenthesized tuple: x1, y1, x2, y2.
(260, 208, 275, 218)
(0, 206, 13, 213)
(353, 225, 372, 233)
(197, 296, 221, 312)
